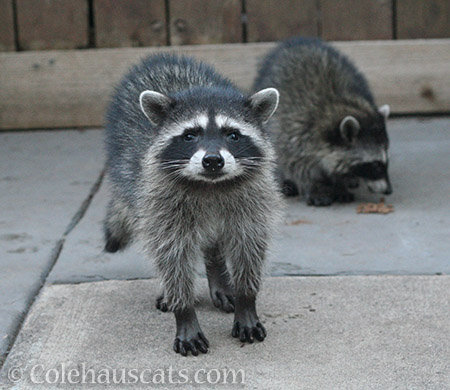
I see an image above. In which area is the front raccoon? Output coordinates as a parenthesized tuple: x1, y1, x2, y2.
(254, 37, 392, 206)
(104, 54, 281, 355)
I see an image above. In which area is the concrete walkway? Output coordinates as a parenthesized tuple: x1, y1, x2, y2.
(0, 118, 449, 388)
(1, 277, 449, 389)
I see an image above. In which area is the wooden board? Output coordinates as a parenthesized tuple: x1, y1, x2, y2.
(169, 0, 242, 45)
(246, 0, 319, 42)
(94, 0, 167, 48)
(321, 0, 393, 41)
(397, 0, 450, 39)
(0, 39, 449, 129)
(15, 0, 89, 50)
(0, 0, 15, 51)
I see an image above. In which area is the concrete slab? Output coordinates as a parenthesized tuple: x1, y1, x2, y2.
(0, 130, 104, 356)
(49, 117, 450, 284)
(1, 276, 449, 389)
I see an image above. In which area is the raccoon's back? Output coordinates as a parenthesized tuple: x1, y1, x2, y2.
(105, 54, 233, 200)
(254, 37, 374, 122)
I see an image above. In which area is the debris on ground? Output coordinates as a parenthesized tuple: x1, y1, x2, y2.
(287, 219, 312, 226)
(357, 198, 394, 214)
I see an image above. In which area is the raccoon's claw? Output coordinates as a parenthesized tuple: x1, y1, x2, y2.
(334, 192, 355, 203)
(211, 290, 235, 313)
(173, 332, 209, 356)
(155, 295, 168, 312)
(232, 320, 266, 343)
(306, 195, 333, 206)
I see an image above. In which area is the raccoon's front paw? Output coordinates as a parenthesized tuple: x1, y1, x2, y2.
(282, 180, 299, 197)
(155, 294, 168, 312)
(232, 316, 266, 343)
(334, 191, 355, 203)
(306, 195, 333, 207)
(173, 332, 209, 357)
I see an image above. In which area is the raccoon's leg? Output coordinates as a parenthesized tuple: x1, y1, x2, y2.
(204, 244, 235, 313)
(154, 245, 209, 356)
(227, 232, 267, 344)
(104, 198, 132, 252)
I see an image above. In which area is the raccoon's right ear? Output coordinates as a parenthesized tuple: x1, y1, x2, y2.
(247, 88, 280, 123)
(339, 116, 360, 143)
(139, 91, 174, 125)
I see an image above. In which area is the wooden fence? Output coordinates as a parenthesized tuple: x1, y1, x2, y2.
(1, 0, 450, 52)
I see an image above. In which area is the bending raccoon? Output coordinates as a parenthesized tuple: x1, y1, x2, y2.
(104, 54, 281, 356)
(254, 37, 392, 206)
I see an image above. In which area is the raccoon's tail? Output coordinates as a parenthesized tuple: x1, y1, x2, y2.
(103, 198, 132, 253)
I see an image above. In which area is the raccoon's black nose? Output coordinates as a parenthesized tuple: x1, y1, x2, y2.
(202, 153, 224, 171)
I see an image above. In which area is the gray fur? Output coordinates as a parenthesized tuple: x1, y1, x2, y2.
(254, 37, 392, 206)
(104, 54, 282, 354)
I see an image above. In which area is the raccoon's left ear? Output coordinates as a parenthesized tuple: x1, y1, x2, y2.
(139, 90, 174, 125)
(247, 88, 280, 123)
(340, 116, 360, 143)
(378, 104, 390, 120)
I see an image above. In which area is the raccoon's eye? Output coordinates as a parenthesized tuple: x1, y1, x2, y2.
(183, 133, 197, 142)
(228, 132, 240, 141)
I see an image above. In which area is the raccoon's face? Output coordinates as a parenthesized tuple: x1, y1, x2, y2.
(326, 106, 392, 195)
(139, 88, 279, 184)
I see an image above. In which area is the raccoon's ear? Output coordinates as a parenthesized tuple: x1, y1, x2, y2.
(139, 90, 173, 125)
(340, 116, 360, 142)
(248, 88, 280, 123)
(378, 104, 390, 120)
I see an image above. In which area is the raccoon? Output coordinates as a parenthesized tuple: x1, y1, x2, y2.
(253, 37, 392, 206)
(104, 54, 281, 356)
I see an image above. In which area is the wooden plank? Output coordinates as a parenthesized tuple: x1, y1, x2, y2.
(0, 0, 15, 51)
(15, 0, 89, 50)
(321, 0, 393, 40)
(94, 0, 167, 48)
(246, 0, 319, 42)
(1, 39, 449, 129)
(397, 0, 450, 39)
(169, 0, 242, 45)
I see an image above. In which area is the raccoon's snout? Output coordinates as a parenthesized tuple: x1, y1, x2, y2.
(367, 178, 392, 195)
(202, 153, 224, 172)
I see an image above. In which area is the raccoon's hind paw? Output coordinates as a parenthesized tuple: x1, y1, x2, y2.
(281, 180, 299, 197)
(306, 195, 334, 207)
(211, 290, 235, 313)
(156, 295, 169, 312)
(334, 191, 355, 203)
